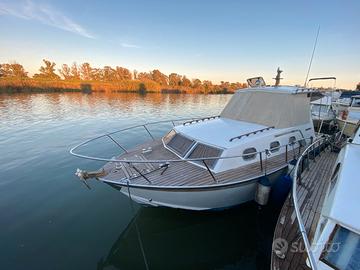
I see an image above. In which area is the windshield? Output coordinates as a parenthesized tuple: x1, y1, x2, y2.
(312, 104, 329, 114)
(321, 225, 360, 270)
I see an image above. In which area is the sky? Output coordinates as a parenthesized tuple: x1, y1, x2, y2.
(0, 0, 359, 89)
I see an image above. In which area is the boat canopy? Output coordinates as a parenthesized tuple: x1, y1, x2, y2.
(220, 87, 311, 128)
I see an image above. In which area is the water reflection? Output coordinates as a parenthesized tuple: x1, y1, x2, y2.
(1, 92, 283, 270)
(98, 203, 279, 270)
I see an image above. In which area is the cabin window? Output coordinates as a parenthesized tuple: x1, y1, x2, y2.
(320, 225, 360, 269)
(351, 99, 360, 107)
(163, 129, 176, 144)
(329, 163, 341, 194)
(289, 136, 296, 145)
(243, 148, 257, 161)
(270, 141, 280, 153)
(165, 132, 195, 157)
(299, 139, 306, 147)
(188, 143, 223, 169)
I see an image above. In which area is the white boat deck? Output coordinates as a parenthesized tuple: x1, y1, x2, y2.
(101, 140, 302, 187)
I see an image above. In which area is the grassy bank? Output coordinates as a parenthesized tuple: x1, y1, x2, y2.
(0, 78, 236, 94)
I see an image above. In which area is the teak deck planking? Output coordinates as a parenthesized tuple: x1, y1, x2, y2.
(271, 147, 338, 270)
(101, 139, 302, 187)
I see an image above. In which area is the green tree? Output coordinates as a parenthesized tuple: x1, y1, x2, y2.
(181, 76, 191, 87)
(80, 63, 92, 81)
(70, 62, 81, 80)
(90, 68, 103, 81)
(151, 69, 168, 85)
(59, 64, 72, 80)
(102, 66, 116, 81)
(169, 73, 182, 87)
(192, 78, 202, 88)
(33, 59, 60, 80)
(115, 66, 132, 80)
(0, 62, 28, 78)
(357, 83, 360, 90)
(137, 72, 153, 81)
(202, 80, 213, 94)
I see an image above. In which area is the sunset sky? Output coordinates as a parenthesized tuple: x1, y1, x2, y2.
(0, 0, 359, 89)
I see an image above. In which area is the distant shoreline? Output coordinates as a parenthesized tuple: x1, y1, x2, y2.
(0, 79, 236, 95)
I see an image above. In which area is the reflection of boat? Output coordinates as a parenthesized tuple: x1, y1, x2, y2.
(309, 127, 360, 269)
(97, 203, 276, 270)
(311, 96, 336, 132)
(71, 71, 316, 210)
(336, 95, 360, 137)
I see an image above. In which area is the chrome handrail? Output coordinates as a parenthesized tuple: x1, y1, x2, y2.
(291, 134, 332, 270)
(70, 117, 313, 164)
(70, 118, 315, 185)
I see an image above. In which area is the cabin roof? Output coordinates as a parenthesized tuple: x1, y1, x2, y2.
(237, 85, 312, 95)
(174, 118, 276, 148)
(326, 140, 360, 233)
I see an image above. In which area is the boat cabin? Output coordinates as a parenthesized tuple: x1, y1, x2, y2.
(163, 86, 315, 173)
(350, 95, 360, 108)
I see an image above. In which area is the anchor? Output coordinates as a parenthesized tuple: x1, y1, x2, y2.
(75, 168, 106, 189)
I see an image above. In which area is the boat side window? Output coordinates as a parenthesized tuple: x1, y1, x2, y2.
(188, 143, 223, 169)
(270, 141, 280, 153)
(289, 136, 296, 145)
(329, 163, 341, 193)
(243, 148, 257, 161)
(165, 132, 195, 157)
(351, 98, 360, 107)
(320, 225, 360, 269)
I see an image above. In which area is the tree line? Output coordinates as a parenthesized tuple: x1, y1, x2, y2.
(0, 59, 247, 94)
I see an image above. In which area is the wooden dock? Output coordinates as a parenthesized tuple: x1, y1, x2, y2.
(271, 146, 338, 270)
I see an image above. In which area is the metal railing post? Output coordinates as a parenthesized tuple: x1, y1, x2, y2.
(143, 125, 155, 141)
(107, 135, 128, 153)
(129, 162, 151, 184)
(259, 152, 263, 171)
(202, 160, 217, 183)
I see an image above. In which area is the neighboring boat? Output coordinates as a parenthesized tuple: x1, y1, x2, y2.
(332, 91, 360, 118)
(336, 95, 360, 137)
(311, 96, 336, 132)
(307, 77, 337, 132)
(309, 126, 360, 269)
(71, 74, 316, 210)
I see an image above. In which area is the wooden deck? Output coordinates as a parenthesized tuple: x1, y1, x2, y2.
(271, 147, 338, 270)
(102, 139, 302, 187)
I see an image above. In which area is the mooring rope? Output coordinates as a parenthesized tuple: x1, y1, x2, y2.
(126, 182, 150, 270)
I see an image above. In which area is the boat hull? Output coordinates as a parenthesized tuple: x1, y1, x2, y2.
(336, 118, 358, 137)
(106, 167, 286, 211)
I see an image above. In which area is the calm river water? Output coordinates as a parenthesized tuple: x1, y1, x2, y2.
(0, 92, 279, 270)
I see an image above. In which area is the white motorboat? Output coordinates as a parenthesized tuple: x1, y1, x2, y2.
(311, 96, 336, 132)
(309, 127, 360, 269)
(336, 95, 360, 137)
(71, 74, 316, 210)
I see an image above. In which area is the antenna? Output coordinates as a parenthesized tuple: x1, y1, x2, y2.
(273, 67, 283, 86)
(304, 26, 320, 87)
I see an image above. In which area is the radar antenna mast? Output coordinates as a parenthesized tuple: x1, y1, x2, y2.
(273, 67, 283, 86)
